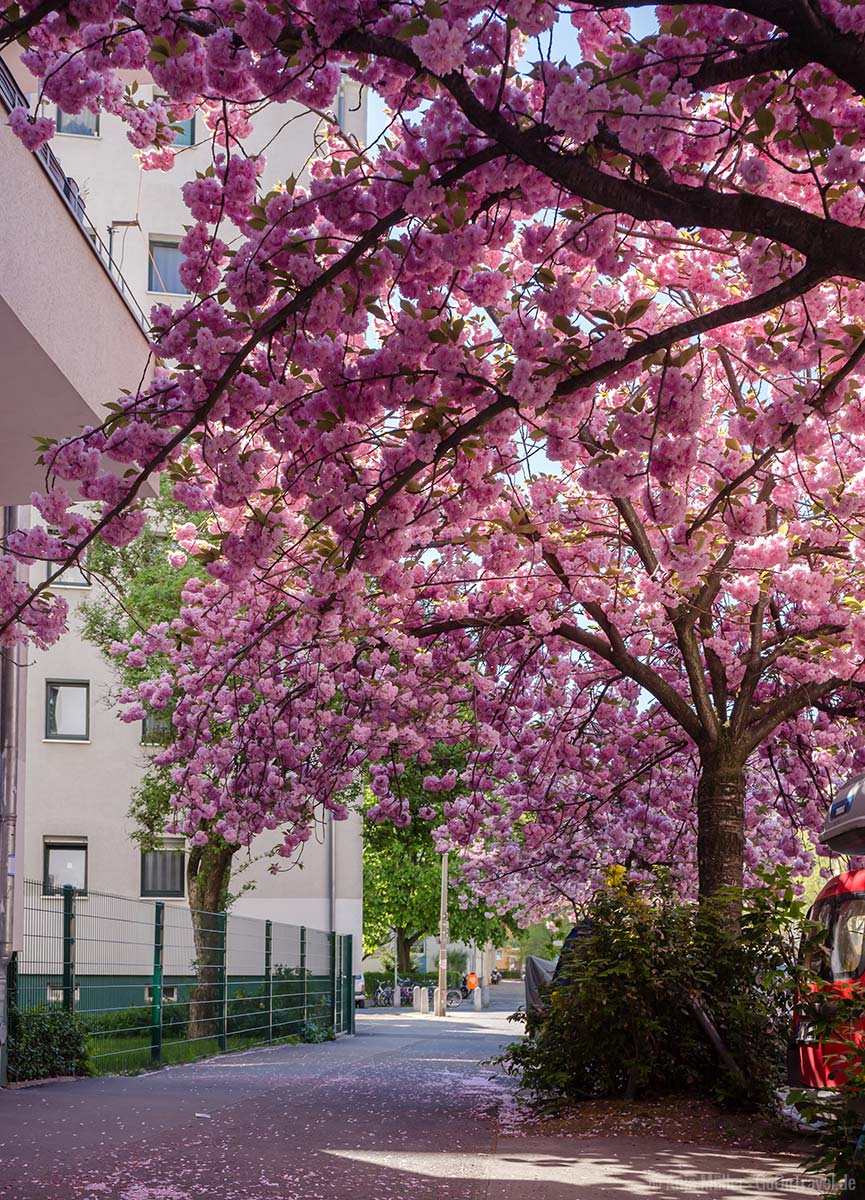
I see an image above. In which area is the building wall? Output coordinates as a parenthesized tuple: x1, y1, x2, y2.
(31, 78, 365, 309)
(0, 59, 152, 502)
(20, 83, 366, 969)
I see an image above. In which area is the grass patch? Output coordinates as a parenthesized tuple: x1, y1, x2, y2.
(86, 1030, 302, 1075)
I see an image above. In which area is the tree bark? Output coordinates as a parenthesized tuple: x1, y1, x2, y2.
(396, 928, 421, 975)
(696, 751, 746, 901)
(186, 843, 234, 1042)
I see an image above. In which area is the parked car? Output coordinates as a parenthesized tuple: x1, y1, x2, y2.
(354, 973, 365, 1008)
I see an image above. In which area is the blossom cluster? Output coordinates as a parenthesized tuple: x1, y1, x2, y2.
(4, 2, 865, 905)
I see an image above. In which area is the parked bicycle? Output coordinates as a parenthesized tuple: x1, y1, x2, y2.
(374, 983, 393, 1006)
(373, 978, 416, 1007)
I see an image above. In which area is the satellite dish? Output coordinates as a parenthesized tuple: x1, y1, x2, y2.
(822, 773, 865, 854)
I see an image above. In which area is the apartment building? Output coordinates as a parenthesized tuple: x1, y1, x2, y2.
(4, 59, 365, 963)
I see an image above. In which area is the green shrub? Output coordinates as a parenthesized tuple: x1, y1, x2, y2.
(7, 1006, 90, 1082)
(83, 1001, 190, 1036)
(298, 1019, 335, 1043)
(500, 867, 803, 1112)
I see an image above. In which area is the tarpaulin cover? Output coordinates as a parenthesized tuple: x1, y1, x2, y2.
(524, 955, 556, 1010)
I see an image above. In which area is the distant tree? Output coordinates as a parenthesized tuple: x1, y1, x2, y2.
(363, 748, 510, 973)
(517, 923, 563, 965)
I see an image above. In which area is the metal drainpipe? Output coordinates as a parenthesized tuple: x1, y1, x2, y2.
(0, 506, 21, 1085)
(327, 810, 336, 935)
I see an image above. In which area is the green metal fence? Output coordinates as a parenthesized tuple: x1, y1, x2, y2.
(9, 880, 353, 1078)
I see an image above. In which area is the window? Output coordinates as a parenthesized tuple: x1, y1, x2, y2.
(141, 842, 185, 898)
(45, 559, 90, 588)
(141, 707, 172, 746)
(56, 107, 99, 137)
(172, 115, 195, 146)
(43, 841, 87, 895)
(829, 896, 865, 981)
(46, 983, 80, 1004)
(145, 984, 178, 1003)
(154, 92, 195, 146)
(148, 239, 188, 295)
(45, 681, 89, 741)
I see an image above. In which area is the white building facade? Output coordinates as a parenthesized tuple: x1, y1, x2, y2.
(11, 67, 364, 963)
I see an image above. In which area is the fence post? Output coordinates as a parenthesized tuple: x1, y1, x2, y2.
(300, 926, 307, 1027)
(264, 919, 273, 1044)
(1, 952, 18, 1085)
(61, 884, 76, 1013)
(329, 932, 337, 1033)
(150, 901, 164, 1067)
(347, 935, 355, 1035)
(217, 911, 227, 1053)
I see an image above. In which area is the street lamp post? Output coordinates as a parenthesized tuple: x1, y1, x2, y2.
(435, 851, 448, 1017)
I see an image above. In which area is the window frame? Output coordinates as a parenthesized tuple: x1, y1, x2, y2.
(145, 984, 178, 1003)
(44, 679, 90, 742)
(140, 842, 186, 899)
(43, 840, 88, 896)
(147, 238, 189, 296)
(45, 559, 91, 589)
(172, 114, 195, 146)
(55, 107, 100, 137)
(46, 983, 80, 1004)
(152, 90, 196, 147)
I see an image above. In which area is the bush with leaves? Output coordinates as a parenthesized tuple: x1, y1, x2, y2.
(298, 1020, 335, 1044)
(500, 868, 804, 1112)
(7, 1006, 90, 1082)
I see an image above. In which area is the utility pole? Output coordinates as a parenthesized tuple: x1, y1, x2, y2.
(435, 852, 448, 1017)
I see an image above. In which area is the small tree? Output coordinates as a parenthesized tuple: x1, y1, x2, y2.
(363, 748, 509, 973)
(80, 494, 240, 1038)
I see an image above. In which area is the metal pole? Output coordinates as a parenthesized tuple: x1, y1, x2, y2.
(216, 911, 227, 1052)
(62, 885, 76, 1013)
(435, 852, 449, 1017)
(300, 926, 307, 1026)
(150, 902, 164, 1066)
(348, 935, 355, 1035)
(328, 810, 336, 935)
(329, 931, 337, 1033)
(264, 920, 273, 1043)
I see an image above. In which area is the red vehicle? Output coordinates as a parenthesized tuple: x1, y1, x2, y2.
(789, 868, 865, 1090)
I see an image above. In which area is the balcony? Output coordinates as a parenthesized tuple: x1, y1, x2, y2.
(0, 56, 151, 504)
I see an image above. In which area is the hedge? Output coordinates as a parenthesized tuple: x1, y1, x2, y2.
(7, 1007, 90, 1082)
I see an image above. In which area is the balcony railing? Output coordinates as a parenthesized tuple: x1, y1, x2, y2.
(0, 56, 149, 332)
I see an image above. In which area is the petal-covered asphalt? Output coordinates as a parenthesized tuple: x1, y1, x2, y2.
(0, 987, 522, 1200)
(0, 982, 815, 1198)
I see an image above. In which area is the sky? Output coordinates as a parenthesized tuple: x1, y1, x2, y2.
(365, 6, 660, 142)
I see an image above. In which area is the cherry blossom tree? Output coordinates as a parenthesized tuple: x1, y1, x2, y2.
(5, 2, 865, 902)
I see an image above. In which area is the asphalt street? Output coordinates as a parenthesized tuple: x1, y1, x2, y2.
(0, 981, 816, 1199)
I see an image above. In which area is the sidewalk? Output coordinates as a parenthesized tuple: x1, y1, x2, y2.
(0, 1000, 816, 1199)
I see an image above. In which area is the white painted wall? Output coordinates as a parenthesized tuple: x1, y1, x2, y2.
(19, 81, 366, 968)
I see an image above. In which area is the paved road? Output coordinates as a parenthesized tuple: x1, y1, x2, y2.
(0, 982, 815, 1199)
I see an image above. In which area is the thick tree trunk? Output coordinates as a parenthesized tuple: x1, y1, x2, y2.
(696, 751, 746, 901)
(186, 843, 234, 1042)
(396, 928, 419, 975)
